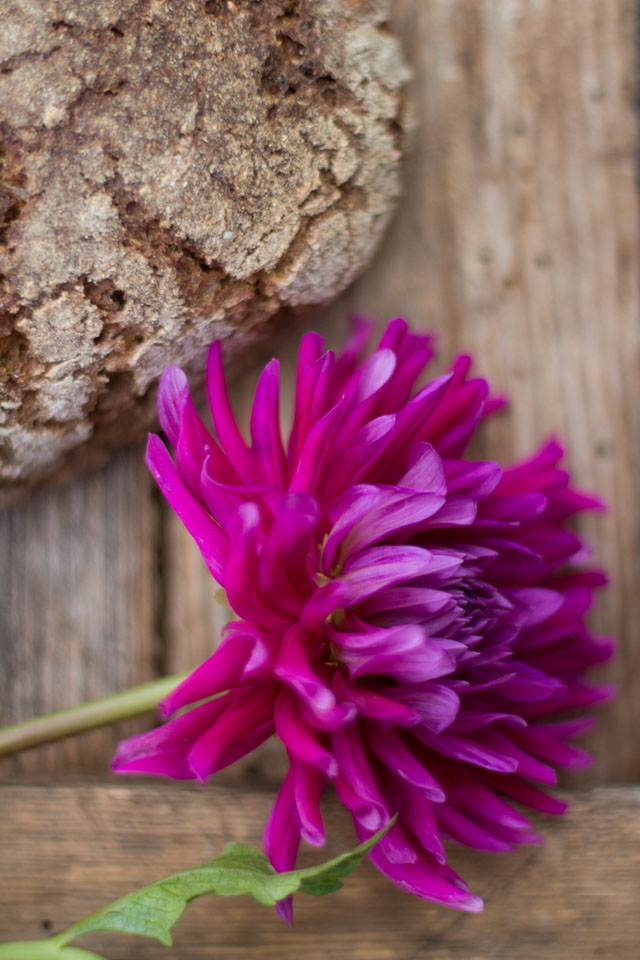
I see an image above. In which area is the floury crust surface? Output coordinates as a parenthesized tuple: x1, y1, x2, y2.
(0, 0, 408, 505)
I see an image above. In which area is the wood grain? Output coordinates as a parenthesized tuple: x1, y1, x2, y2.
(0, 783, 638, 959)
(0, 448, 159, 773)
(161, 0, 640, 780)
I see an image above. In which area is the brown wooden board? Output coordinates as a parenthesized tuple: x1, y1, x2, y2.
(159, 0, 640, 784)
(0, 448, 159, 774)
(0, 783, 638, 959)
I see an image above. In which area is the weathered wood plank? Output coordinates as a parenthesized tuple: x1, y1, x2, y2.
(155, 0, 640, 788)
(0, 448, 159, 773)
(0, 783, 638, 958)
(317, 0, 640, 781)
(160, 0, 639, 782)
(0, 0, 637, 790)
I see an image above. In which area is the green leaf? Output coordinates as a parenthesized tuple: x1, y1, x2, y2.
(0, 820, 393, 958)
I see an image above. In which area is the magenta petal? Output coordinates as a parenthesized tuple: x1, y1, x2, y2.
(369, 727, 445, 801)
(112, 695, 232, 779)
(187, 683, 276, 781)
(332, 725, 392, 831)
(264, 769, 301, 925)
(437, 805, 515, 852)
(275, 689, 338, 777)
(274, 626, 356, 728)
(415, 729, 519, 774)
(384, 682, 461, 733)
(146, 435, 227, 583)
(399, 443, 447, 495)
(250, 359, 288, 488)
(332, 671, 420, 725)
(367, 843, 483, 912)
(160, 624, 271, 717)
(289, 349, 334, 467)
(331, 625, 456, 684)
(207, 342, 254, 478)
(291, 757, 327, 846)
(303, 547, 461, 634)
(157, 366, 188, 446)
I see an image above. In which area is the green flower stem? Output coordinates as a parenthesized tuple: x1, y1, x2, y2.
(0, 675, 187, 759)
(0, 943, 105, 959)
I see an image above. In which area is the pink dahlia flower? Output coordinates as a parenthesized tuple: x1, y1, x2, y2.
(113, 319, 612, 919)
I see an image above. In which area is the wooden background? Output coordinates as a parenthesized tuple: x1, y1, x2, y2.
(1, 1, 639, 956)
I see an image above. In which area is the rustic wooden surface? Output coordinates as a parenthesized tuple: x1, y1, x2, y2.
(1, 0, 639, 957)
(0, 784, 638, 959)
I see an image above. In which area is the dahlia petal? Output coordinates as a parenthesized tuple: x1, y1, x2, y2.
(275, 689, 338, 777)
(377, 824, 419, 865)
(428, 759, 533, 831)
(367, 844, 483, 912)
(369, 727, 445, 801)
(482, 492, 547, 521)
(291, 756, 327, 846)
(206, 342, 253, 478)
(288, 350, 334, 467)
(399, 443, 447, 495)
(529, 638, 613, 676)
(521, 681, 614, 718)
(160, 624, 271, 717)
(323, 485, 385, 572)
(332, 726, 392, 831)
(387, 777, 446, 863)
(223, 503, 281, 630)
(386, 682, 461, 732)
(421, 374, 489, 458)
(509, 723, 593, 769)
(437, 805, 515, 852)
(112, 694, 232, 779)
(264, 769, 301, 924)
(250, 359, 288, 488)
(289, 396, 347, 495)
(258, 493, 319, 608)
(352, 348, 398, 404)
(325, 414, 397, 499)
(376, 320, 435, 412)
(345, 491, 448, 556)
(451, 709, 526, 733)
(370, 373, 455, 479)
(330, 624, 456, 684)
(501, 437, 564, 479)
(357, 585, 455, 619)
(482, 772, 568, 816)
(303, 546, 461, 634)
(474, 728, 557, 785)
(334, 349, 398, 452)
(506, 587, 565, 628)
(419, 496, 477, 529)
(199, 460, 266, 533)
(496, 661, 566, 702)
(332, 671, 420, 726)
(173, 384, 238, 500)
(188, 683, 276, 781)
(546, 487, 606, 519)
(415, 729, 519, 774)
(274, 626, 356, 728)
(146, 435, 227, 583)
(445, 459, 502, 498)
(157, 365, 188, 446)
